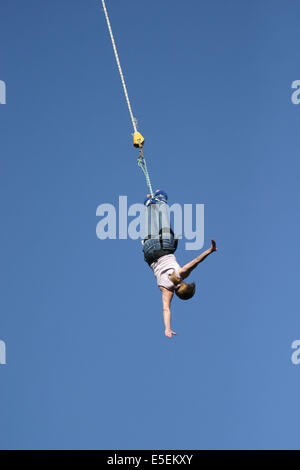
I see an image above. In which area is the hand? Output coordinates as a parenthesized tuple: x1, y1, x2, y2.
(165, 329, 177, 338)
(210, 239, 217, 252)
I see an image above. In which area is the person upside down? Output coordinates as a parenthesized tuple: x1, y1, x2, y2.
(142, 189, 217, 338)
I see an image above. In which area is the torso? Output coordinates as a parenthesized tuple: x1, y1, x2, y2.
(151, 254, 181, 291)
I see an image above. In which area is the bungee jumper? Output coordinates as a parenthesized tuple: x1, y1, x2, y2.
(101, 0, 218, 337)
(142, 189, 217, 337)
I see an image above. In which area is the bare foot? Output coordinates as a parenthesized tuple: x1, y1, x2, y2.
(165, 329, 177, 338)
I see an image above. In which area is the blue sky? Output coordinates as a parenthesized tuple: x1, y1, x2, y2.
(1, 0, 300, 450)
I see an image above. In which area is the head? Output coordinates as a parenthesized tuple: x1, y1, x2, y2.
(169, 271, 196, 300)
(175, 281, 196, 300)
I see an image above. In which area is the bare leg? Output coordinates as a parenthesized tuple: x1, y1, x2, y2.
(179, 239, 217, 280)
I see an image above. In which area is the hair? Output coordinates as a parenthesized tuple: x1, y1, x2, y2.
(169, 271, 196, 301)
(175, 282, 196, 300)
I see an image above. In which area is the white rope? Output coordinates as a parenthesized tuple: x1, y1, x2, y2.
(101, 0, 137, 133)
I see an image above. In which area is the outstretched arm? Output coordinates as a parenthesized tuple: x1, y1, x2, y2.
(179, 239, 217, 280)
(160, 287, 176, 338)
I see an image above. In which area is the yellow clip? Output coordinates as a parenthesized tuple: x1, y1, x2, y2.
(133, 132, 145, 148)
